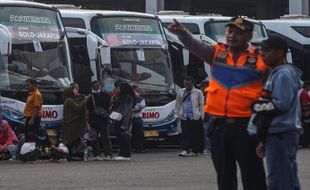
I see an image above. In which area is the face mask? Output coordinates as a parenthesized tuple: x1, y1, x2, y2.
(92, 89, 101, 93)
(114, 90, 120, 96)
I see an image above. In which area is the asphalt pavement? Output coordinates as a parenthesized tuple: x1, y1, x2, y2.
(0, 147, 310, 190)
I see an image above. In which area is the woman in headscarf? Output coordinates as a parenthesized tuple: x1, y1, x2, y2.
(62, 86, 88, 160)
(112, 82, 135, 161)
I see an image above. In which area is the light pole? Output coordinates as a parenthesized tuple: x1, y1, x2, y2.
(289, 0, 309, 15)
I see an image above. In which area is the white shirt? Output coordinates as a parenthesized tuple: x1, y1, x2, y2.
(58, 143, 69, 153)
(20, 142, 36, 155)
(133, 97, 146, 118)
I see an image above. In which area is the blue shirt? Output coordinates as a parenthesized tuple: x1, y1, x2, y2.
(182, 91, 193, 120)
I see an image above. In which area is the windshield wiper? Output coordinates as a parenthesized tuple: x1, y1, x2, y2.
(37, 84, 61, 90)
(36, 79, 61, 89)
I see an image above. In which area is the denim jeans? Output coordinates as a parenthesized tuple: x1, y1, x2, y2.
(7, 144, 17, 159)
(203, 120, 211, 152)
(7, 144, 17, 155)
(204, 113, 212, 152)
(265, 131, 301, 190)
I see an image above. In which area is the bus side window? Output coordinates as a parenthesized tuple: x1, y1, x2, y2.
(68, 38, 92, 94)
(168, 41, 186, 87)
(188, 54, 207, 84)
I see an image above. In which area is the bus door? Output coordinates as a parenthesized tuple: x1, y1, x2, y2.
(63, 18, 92, 94)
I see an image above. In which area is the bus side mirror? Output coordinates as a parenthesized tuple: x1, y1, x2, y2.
(86, 34, 98, 61)
(0, 24, 12, 56)
(99, 46, 111, 66)
(182, 49, 189, 66)
(0, 24, 11, 88)
(287, 49, 293, 63)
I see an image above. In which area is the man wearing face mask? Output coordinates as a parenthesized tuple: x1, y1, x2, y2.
(86, 80, 113, 160)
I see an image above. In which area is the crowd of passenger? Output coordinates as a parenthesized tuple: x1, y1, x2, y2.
(0, 74, 219, 164)
(0, 78, 148, 163)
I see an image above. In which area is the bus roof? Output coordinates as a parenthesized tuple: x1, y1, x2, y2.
(59, 9, 158, 20)
(157, 15, 262, 25)
(0, 0, 57, 11)
(261, 19, 310, 45)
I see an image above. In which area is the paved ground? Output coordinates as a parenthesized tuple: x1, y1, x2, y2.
(0, 148, 309, 190)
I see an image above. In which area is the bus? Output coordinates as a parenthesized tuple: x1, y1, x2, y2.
(59, 9, 179, 140)
(157, 12, 268, 85)
(0, 1, 72, 134)
(261, 15, 310, 81)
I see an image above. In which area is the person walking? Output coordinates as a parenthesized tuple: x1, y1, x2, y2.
(175, 76, 204, 156)
(86, 80, 113, 160)
(111, 82, 135, 161)
(131, 85, 146, 153)
(168, 17, 267, 190)
(23, 78, 43, 140)
(249, 35, 302, 190)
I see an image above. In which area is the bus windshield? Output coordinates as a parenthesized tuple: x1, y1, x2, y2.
(92, 17, 174, 93)
(204, 21, 268, 43)
(0, 6, 71, 90)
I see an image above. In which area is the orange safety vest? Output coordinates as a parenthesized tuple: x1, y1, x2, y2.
(204, 44, 267, 117)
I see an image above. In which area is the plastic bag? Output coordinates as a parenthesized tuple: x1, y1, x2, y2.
(109, 111, 123, 121)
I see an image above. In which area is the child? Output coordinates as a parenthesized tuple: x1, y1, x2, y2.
(83, 127, 102, 161)
(49, 134, 69, 163)
(19, 132, 40, 163)
(37, 127, 51, 159)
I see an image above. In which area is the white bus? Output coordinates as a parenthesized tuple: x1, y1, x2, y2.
(261, 15, 310, 81)
(59, 9, 179, 139)
(158, 13, 268, 85)
(0, 1, 72, 134)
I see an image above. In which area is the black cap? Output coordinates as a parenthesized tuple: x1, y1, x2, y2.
(225, 17, 254, 31)
(260, 35, 288, 53)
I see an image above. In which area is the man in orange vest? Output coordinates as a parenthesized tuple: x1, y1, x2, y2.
(168, 17, 267, 190)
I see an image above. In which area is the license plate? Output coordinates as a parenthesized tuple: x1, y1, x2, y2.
(144, 130, 159, 137)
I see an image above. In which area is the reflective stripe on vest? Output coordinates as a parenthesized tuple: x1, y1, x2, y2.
(204, 44, 267, 117)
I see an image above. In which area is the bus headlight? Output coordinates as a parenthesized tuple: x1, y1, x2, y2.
(169, 84, 176, 94)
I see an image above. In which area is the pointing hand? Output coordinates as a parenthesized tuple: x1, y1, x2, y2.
(167, 19, 187, 35)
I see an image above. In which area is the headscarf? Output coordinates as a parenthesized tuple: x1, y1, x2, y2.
(63, 87, 75, 102)
(118, 82, 135, 100)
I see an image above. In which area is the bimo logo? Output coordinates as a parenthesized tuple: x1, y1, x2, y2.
(41, 110, 58, 119)
(142, 112, 160, 119)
